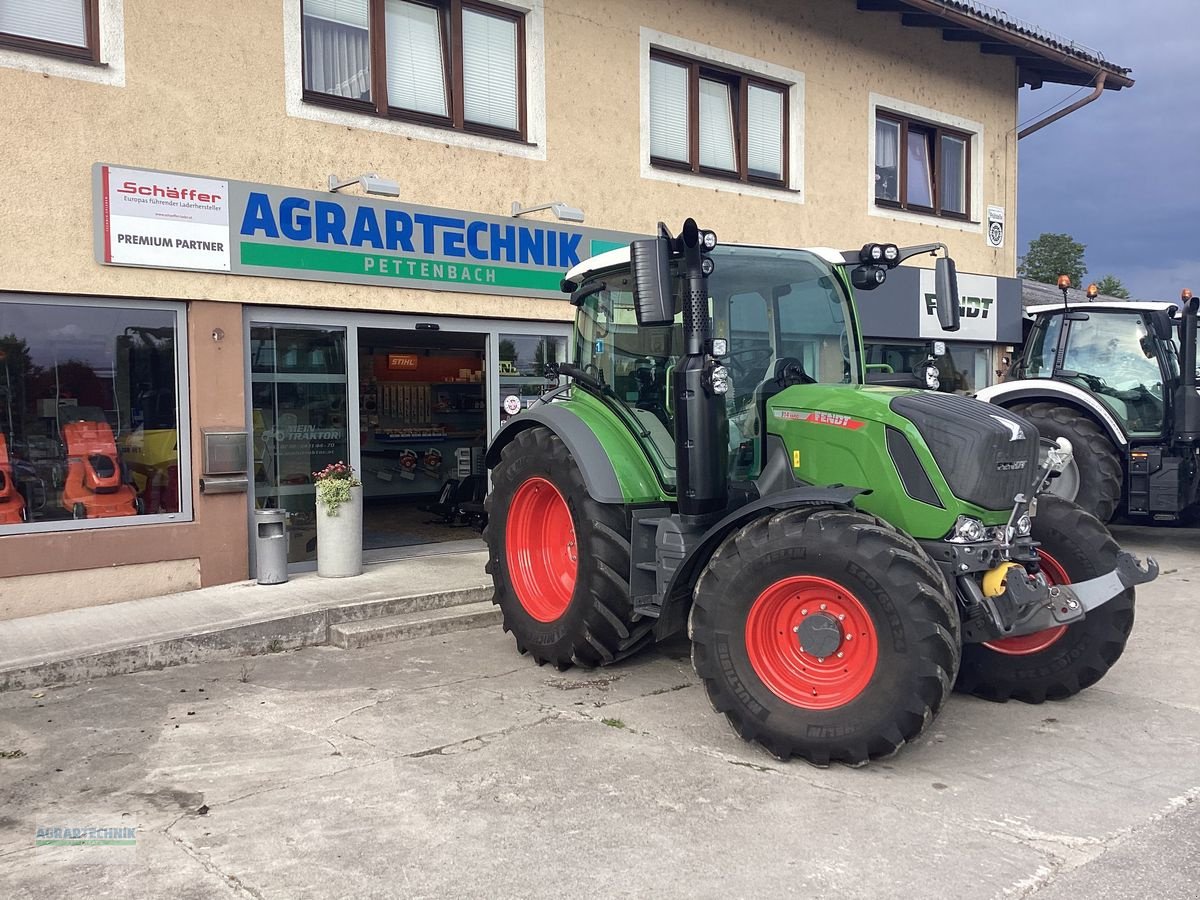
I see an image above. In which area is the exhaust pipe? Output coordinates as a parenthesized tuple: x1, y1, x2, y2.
(674, 219, 728, 523)
(1177, 291, 1199, 442)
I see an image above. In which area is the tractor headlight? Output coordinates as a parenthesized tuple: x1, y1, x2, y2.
(700, 229, 718, 251)
(883, 244, 900, 264)
(710, 338, 728, 357)
(1015, 513, 1032, 536)
(701, 257, 716, 277)
(923, 366, 940, 390)
(710, 365, 730, 394)
(950, 515, 988, 543)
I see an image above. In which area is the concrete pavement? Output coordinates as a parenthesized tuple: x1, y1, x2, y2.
(0, 525, 1197, 898)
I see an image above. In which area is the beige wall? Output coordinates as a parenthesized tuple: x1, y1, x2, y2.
(0, 0, 1020, 613)
(0, 0, 1018, 318)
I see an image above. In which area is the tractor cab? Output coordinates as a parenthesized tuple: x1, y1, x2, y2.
(565, 243, 868, 489)
(1016, 301, 1184, 437)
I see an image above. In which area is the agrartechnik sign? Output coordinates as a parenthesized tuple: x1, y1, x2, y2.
(93, 163, 637, 299)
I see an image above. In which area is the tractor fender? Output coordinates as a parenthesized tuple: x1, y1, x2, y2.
(485, 405, 625, 504)
(974, 380, 1129, 448)
(653, 485, 866, 640)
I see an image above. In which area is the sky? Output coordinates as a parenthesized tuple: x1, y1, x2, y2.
(990, 0, 1198, 301)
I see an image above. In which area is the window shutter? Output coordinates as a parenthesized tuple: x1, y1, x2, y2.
(0, 0, 87, 47)
(302, 0, 369, 28)
(698, 77, 735, 171)
(384, 0, 448, 117)
(462, 8, 519, 131)
(746, 85, 783, 179)
(649, 57, 689, 163)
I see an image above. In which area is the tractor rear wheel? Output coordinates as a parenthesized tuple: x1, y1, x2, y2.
(1011, 402, 1122, 522)
(484, 426, 653, 669)
(956, 495, 1135, 703)
(690, 506, 960, 766)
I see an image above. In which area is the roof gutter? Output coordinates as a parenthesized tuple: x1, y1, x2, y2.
(1018, 71, 1107, 140)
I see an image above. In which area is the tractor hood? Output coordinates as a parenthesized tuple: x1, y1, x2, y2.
(765, 385, 1040, 537)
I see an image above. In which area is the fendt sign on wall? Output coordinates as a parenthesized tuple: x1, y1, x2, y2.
(93, 163, 636, 300)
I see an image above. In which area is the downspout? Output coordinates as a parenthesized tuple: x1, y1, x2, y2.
(1019, 72, 1107, 139)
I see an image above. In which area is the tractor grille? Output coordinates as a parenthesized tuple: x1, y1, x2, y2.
(889, 393, 1039, 512)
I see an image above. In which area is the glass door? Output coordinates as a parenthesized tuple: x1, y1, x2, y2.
(497, 333, 567, 426)
(249, 324, 349, 564)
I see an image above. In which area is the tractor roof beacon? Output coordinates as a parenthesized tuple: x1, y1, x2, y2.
(482, 220, 1158, 766)
(977, 290, 1200, 524)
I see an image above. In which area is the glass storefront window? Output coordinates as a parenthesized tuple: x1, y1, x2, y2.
(498, 333, 565, 426)
(250, 324, 349, 563)
(864, 340, 995, 394)
(0, 297, 186, 530)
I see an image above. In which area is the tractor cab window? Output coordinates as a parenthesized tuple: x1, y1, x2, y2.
(574, 276, 683, 486)
(1023, 313, 1063, 378)
(1062, 312, 1166, 435)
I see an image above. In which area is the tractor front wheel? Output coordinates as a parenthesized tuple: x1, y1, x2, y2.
(690, 506, 960, 766)
(956, 495, 1135, 702)
(484, 426, 653, 669)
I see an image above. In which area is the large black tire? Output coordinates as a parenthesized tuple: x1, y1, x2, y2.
(956, 495, 1135, 703)
(483, 426, 654, 669)
(690, 506, 960, 766)
(1010, 402, 1123, 522)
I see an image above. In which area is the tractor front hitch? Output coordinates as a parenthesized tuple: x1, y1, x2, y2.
(959, 550, 1158, 644)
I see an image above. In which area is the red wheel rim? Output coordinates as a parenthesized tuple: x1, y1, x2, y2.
(505, 477, 578, 623)
(744, 576, 879, 710)
(983, 551, 1070, 656)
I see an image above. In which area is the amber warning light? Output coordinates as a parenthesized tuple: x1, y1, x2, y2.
(1056, 275, 1071, 289)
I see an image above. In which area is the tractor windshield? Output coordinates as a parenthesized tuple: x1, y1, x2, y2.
(573, 245, 860, 487)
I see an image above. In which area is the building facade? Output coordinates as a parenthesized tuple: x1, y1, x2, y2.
(0, 0, 1129, 617)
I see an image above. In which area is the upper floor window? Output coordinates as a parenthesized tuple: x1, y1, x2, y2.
(874, 111, 970, 219)
(301, 0, 525, 140)
(649, 49, 787, 186)
(0, 0, 99, 63)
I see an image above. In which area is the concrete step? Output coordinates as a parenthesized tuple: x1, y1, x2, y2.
(325, 585, 495, 627)
(330, 600, 502, 650)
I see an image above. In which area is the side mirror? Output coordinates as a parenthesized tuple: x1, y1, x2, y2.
(630, 237, 674, 326)
(935, 256, 961, 332)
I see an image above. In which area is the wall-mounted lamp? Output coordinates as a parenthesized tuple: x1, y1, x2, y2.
(328, 173, 401, 197)
(511, 200, 585, 224)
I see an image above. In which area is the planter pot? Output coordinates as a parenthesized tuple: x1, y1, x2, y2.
(316, 484, 363, 578)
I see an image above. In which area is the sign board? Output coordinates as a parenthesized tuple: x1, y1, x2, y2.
(919, 270, 1001, 341)
(93, 163, 638, 300)
(100, 165, 230, 270)
(387, 354, 419, 370)
(986, 205, 1005, 249)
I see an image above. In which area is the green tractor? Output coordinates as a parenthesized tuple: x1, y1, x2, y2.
(483, 219, 1158, 765)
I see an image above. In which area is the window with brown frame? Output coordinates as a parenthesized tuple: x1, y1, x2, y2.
(649, 50, 788, 186)
(874, 111, 970, 220)
(301, 0, 526, 141)
(0, 0, 100, 63)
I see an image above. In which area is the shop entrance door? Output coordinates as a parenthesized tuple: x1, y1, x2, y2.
(357, 328, 487, 551)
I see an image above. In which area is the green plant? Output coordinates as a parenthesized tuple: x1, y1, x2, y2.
(313, 461, 361, 515)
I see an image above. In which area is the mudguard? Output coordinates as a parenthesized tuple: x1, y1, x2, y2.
(975, 380, 1129, 448)
(654, 485, 866, 639)
(485, 402, 663, 505)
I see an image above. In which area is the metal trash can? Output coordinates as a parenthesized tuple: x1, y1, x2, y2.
(254, 509, 289, 585)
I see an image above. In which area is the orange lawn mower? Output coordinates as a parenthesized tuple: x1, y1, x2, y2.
(60, 419, 142, 519)
(0, 433, 26, 524)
